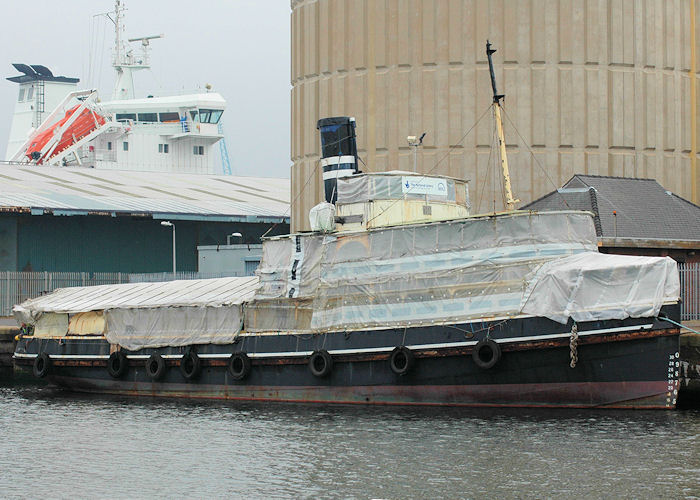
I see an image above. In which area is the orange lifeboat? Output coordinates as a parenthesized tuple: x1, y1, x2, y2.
(25, 105, 105, 163)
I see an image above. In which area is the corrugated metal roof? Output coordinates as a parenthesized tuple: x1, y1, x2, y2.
(14, 276, 259, 315)
(0, 164, 290, 221)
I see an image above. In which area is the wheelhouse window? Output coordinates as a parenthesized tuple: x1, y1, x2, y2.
(18, 89, 25, 102)
(26, 87, 34, 100)
(116, 113, 136, 122)
(123, 142, 129, 151)
(193, 145, 204, 155)
(190, 109, 223, 124)
(159, 112, 179, 122)
(137, 113, 158, 122)
(158, 143, 169, 153)
(107, 142, 112, 151)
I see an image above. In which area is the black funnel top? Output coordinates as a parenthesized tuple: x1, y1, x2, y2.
(317, 116, 359, 203)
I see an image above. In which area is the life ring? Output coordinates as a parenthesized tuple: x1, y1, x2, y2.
(107, 351, 128, 379)
(228, 352, 251, 380)
(179, 350, 201, 380)
(145, 353, 167, 381)
(33, 352, 51, 378)
(472, 339, 501, 369)
(390, 346, 415, 375)
(309, 350, 333, 377)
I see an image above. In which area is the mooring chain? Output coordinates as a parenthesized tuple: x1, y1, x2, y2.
(569, 323, 579, 368)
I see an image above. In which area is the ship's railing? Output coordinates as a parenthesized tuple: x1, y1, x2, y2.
(679, 262, 700, 321)
(88, 149, 117, 162)
(0, 271, 243, 317)
(0, 160, 30, 166)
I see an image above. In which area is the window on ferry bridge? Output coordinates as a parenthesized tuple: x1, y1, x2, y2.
(192, 109, 223, 124)
(159, 112, 179, 122)
(138, 113, 158, 122)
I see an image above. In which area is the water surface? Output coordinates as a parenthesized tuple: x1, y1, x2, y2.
(0, 383, 698, 499)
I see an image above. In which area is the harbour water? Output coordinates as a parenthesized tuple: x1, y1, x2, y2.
(0, 381, 698, 499)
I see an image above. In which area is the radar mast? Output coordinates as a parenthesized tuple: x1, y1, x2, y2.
(106, 0, 163, 100)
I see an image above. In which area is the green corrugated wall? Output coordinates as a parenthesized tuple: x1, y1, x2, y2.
(3, 214, 286, 273)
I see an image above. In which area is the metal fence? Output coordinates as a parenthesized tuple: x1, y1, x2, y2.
(680, 263, 700, 321)
(2, 265, 699, 321)
(0, 271, 242, 316)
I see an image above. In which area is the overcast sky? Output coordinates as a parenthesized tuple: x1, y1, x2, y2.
(0, 0, 291, 178)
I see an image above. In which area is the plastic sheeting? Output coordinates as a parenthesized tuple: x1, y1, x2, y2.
(14, 277, 259, 350)
(520, 252, 680, 323)
(249, 211, 645, 331)
(68, 311, 106, 336)
(309, 211, 599, 330)
(254, 234, 323, 301)
(35, 313, 68, 338)
(105, 306, 244, 350)
(337, 173, 464, 204)
(309, 202, 336, 232)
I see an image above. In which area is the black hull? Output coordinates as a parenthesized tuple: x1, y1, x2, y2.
(14, 306, 682, 409)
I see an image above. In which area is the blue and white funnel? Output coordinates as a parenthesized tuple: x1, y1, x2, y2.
(317, 116, 358, 203)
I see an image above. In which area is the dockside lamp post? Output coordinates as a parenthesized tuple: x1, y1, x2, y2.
(160, 221, 176, 278)
(227, 232, 242, 245)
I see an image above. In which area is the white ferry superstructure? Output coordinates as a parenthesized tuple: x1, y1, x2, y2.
(4, 0, 229, 175)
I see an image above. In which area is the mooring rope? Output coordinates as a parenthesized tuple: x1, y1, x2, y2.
(569, 323, 579, 368)
(657, 316, 700, 335)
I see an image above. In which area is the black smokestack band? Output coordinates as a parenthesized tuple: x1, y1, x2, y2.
(317, 116, 358, 203)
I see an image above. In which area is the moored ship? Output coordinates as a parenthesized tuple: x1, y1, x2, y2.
(12, 43, 682, 408)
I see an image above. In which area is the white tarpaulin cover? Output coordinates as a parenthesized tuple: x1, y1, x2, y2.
(250, 211, 680, 331)
(520, 252, 680, 323)
(14, 277, 258, 350)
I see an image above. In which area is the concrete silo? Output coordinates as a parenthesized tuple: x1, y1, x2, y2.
(291, 0, 699, 232)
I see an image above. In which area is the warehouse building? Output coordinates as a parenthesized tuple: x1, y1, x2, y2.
(0, 164, 290, 273)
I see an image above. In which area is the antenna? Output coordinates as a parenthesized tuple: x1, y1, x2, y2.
(486, 40, 519, 211)
(407, 133, 427, 173)
(108, 1, 164, 100)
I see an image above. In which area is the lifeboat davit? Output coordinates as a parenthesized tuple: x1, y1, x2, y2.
(25, 105, 105, 163)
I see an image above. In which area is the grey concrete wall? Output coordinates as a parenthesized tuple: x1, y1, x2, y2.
(291, 0, 700, 232)
(197, 244, 262, 275)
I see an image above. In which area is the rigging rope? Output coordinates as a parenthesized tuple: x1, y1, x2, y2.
(365, 104, 493, 226)
(499, 105, 571, 210)
(261, 157, 321, 238)
(476, 109, 496, 213)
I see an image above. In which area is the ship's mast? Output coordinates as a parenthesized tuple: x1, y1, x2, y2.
(486, 40, 519, 211)
(107, 0, 163, 100)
